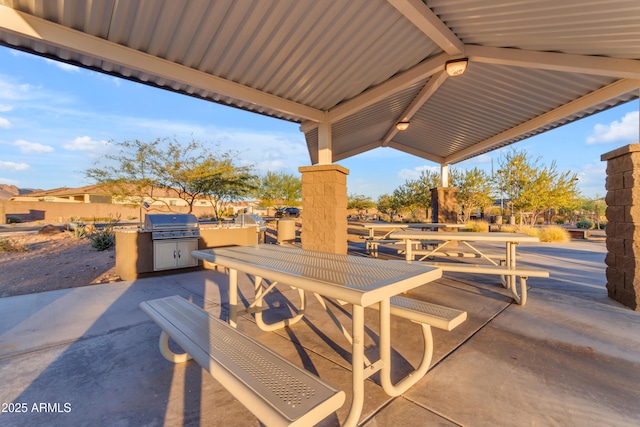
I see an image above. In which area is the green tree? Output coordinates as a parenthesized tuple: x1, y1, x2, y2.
(392, 168, 443, 219)
(493, 148, 578, 225)
(348, 194, 375, 218)
(376, 194, 395, 214)
(452, 167, 493, 222)
(253, 171, 301, 209)
(85, 137, 255, 215)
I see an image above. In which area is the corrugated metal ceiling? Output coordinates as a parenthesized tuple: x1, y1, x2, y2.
(0, 0, 638, 166)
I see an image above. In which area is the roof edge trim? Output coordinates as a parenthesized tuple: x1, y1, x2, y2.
(0, 5, 325, 122)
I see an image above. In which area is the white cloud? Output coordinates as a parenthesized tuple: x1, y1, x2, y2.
(587, 111, 639, 145)
(0, 76, 39, 101)
(0, 177, 19, 185)
(45, 58, 80, 73)
(0, 104, 12, 112)
(0, 161, 29, 171)
(576, 162, 607, 197)
(63, 136, 109, 152)
(397, 165, 440, 181)
(0, 116, 10, 128)
(13, 139, 55, 154)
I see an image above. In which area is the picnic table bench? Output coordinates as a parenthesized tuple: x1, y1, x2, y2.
(389, 230, 550, 305)
(141, 295, 345, 427)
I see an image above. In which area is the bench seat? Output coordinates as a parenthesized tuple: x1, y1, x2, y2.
(338, 295, 467, 331)
(373, 295, 467, 331)
(140, 296, 345, 427)
(364, 239, 403, 257)
(421, 262, 549, 278)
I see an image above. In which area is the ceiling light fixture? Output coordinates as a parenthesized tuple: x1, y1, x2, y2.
(396, 121, 410, 131)
(445, 58, 468, 77)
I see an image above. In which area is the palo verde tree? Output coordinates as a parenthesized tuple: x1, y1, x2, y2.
(493, 148, 578, 225)
(451, 167, 493, 222)
(252, 171, 301, 209)
(347, 193, 375, 217)
(85, 137, 255, 215)
(392, 168, 443, 218)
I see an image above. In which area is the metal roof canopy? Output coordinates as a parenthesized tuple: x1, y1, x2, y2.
(0, 0, 638, 167)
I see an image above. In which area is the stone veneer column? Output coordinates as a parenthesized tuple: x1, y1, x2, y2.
(601, 144, 640, 311)
(298, 164, 349, 254)
(431, 187, 459, 230)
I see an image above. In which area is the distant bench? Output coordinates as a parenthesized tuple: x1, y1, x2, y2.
(419, 262, 548, 305)
(140, 296, 345, 427)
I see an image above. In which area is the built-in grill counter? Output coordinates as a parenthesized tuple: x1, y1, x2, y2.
(115, 213, 259, 280)
(145, 213, 200, 271)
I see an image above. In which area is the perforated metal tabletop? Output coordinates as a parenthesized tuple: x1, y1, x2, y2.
(192, 244, 441, 307)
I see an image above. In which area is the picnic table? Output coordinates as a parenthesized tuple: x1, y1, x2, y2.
(353, 222, 465, 256)
(353, 221, 465, 239)
(388, 230, 549, 305)
(170, 244, 465, 426)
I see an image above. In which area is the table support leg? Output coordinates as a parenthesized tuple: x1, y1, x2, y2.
(505, 243, 527, 305)
(159, 331, 192, 363)
(343, 305, 364, 427)
(229, 268, 238, 328)
(379, 298, 433, 396)
(253, 279, 306, 331)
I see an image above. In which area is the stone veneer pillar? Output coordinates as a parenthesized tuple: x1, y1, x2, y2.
(298, 164, 349, 254)
(431, 187, 459, 230)
(601, 144, 640, 311)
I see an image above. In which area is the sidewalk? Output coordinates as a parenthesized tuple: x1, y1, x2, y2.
(1, 240, 639, 426)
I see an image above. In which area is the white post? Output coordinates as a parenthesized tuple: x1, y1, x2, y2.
(317, 116, 332, 165)
(440, 164, 449, 187)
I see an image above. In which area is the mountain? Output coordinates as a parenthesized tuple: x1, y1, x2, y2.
(0, 184, 43, 199)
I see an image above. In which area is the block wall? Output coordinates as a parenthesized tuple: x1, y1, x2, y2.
(298, 164, 349, 254)
(601, 144, 640, 311)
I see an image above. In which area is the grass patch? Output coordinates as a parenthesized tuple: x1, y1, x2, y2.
(496, 224, 569, 242)
(538, 225, 570, 242)
(462, 220, 489, 232)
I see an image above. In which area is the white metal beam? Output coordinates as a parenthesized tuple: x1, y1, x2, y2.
(317, 116, 332, 165)
(467, 45, 640, 80)
(444, 78, 640, 164)
(333, 141, 383, 163)
(387, 0, 464, 56)
(386, 141, 445, 164)
(440, 164, 449, 187)
(0, 6, 325, 123)
(327, 53, 448, 124)
(382, 70, 449, 147)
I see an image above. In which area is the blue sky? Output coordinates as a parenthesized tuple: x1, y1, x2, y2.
(0, 46, 638, 199)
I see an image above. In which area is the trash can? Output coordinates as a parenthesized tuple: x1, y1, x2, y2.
(277, 218, 296, 243)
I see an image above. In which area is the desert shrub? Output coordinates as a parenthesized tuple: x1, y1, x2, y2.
(463, 220, 489, 232)
(515, 225, 540, 238)
(0, 238, 29, 252)
(538, 226, 570, 242)
(555, 218, 565, 225)
(86, 215, 119, 251)
(576, 219, 594, 229)
(66, 225, 86, 239)
(88, 230, 115, 251)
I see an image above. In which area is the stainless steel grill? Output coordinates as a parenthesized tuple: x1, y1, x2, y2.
(144, 214, 200, 240)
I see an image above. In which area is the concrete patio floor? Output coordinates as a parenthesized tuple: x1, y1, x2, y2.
(1, 240, 639, 426)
